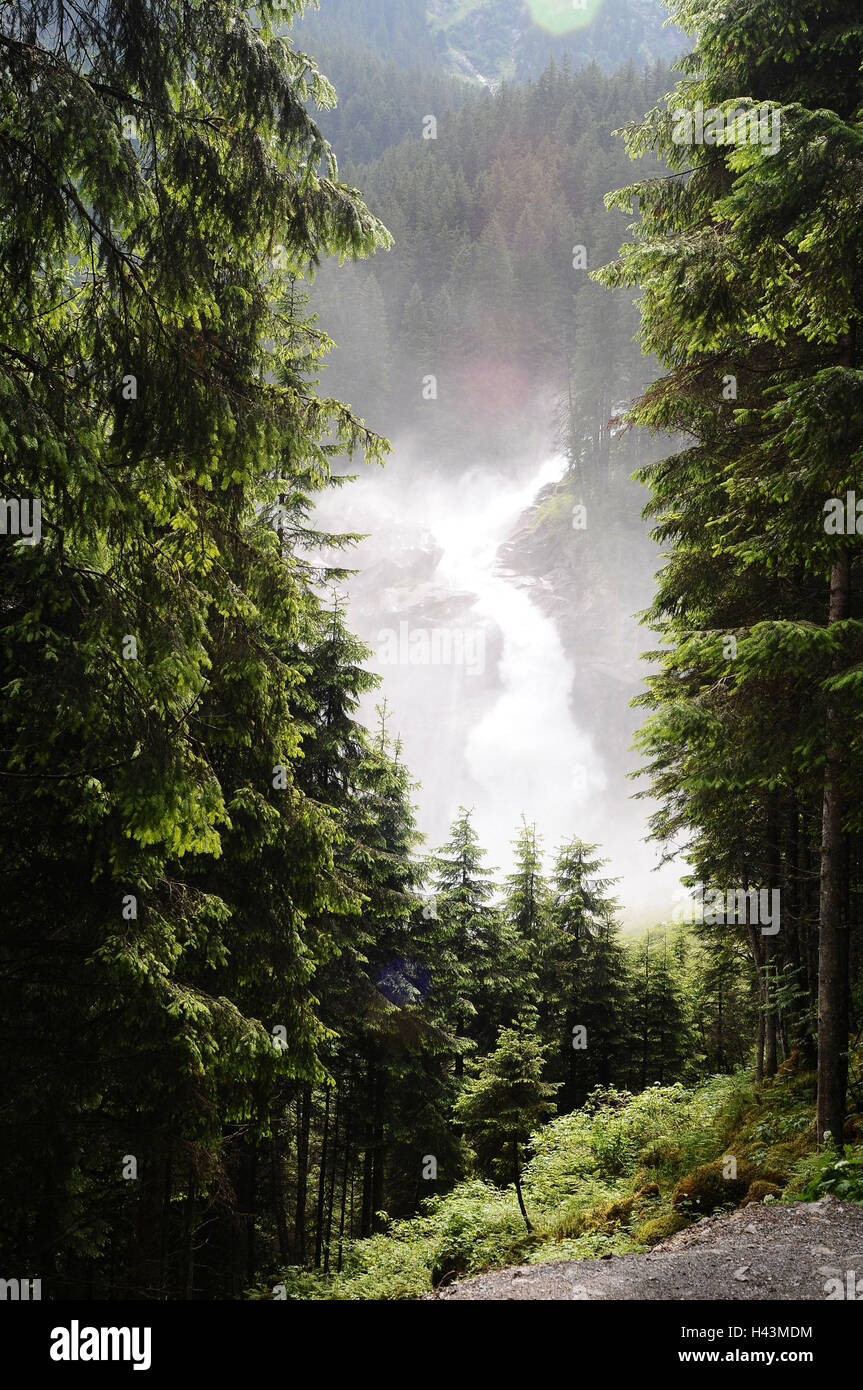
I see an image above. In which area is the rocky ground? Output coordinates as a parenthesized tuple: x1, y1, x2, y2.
(427, 1197, 863, 1300)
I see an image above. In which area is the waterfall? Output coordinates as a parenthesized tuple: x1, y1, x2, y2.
(312, 452, 605, 874)
(311, 447, 681, 922)
(423, 456, 606, 865)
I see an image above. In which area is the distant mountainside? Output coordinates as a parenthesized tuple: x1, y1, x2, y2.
(286, 35, 477, 166)
(292, 0, 444, 70)
(292, 0, 684, 86)
(430, 0, 684, 83)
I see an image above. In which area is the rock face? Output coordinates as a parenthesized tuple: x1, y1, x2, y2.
(427, 0, 685, 85)
(497, 479, 656, 774)
(427, 1197, 863, 1300)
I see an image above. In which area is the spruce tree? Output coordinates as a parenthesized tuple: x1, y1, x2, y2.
(547, 839, 631, 1105)
(453, 1010, 558, 1232)
(599, 0, 863, 1140)
(0, 0, 390, 1295)
(431, 807, 511, 1064)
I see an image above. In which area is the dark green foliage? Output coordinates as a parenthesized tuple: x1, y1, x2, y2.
(0, 0, 391, 1296)
(9, 0, 863, 1303)
(800, 1148, 863, 1203)
(454, 1009, 558, 1229)
(628, 931, 692, 1089)
(540, 839, 634, 1105)
(455, 1012, 558, 1172)
(598, 0, 863, 1136)
(289, 38, 477, 165)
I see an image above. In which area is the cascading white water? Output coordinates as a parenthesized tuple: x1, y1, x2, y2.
(312, 449, 684, 920)
(420, 456, 606, 864)
(313, 452, 606, 874)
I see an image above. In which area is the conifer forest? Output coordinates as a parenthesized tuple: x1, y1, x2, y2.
(3, 0, 863, 1356)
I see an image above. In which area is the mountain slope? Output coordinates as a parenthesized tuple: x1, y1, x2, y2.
(293, 0, 685, 86)
(429, 0, 684, 82)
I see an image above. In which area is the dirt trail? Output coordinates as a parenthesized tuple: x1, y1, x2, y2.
(428, 1197, 863, 1300)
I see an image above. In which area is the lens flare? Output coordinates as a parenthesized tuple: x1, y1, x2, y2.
(526, 0, 602, 34)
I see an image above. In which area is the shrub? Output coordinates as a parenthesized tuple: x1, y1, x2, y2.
(638, 1139, 683, 1170)
(672, 1159, 784, 1215)
(634, 1212, 689, 1246)
(584, 1196, 635, 1232)
(799, 1146, 863, 1203)
(248, 1071, 813, 1300)
(743, 1180, 781, 1205)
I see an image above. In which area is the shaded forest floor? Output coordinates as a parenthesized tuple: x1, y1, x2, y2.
(427, 1196, 863, 1300)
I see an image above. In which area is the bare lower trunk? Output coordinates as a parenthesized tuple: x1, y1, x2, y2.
(314, 1087, 331, 1268)
(817, 552, 851, 1143)
(512, 1138, 532, 1234)
(294, 1085, 311, 1264)
(754, 1001, 765, 1083)
(272, 1131, 289, 1260)
(764, 796, 779, 1077)
(746, 898, 765, 1084)
(337, 1121, 352, 1274)
(323, 1088, 340, 1272)
(763, 939, 777, 1078)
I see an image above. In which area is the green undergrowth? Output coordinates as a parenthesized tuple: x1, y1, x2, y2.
(250, 1059, 863, 1300)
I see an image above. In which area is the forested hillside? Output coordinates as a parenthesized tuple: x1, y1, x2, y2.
(309, 59, 673, 471)
(2, 0, 863, 1321)
(280, 35, 478, 166)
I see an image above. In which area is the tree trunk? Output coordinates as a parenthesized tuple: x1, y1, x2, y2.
(817, 550, 851, 1143)
(323, 1092, 341, 1273)
(716, 975, 724, 1071)
(336, 1121, 351, 1274)
(744, 865, 766, 1083)
(371, 1068, 386, 1233)
(159, 1146, 173, 1296)
(512, 1137, 532, 1233)
(235, 1139, 257, 1291)
(361, 1055, 382, 1237)
(314, 1087, 331, 1268)
(754, 1002, 765, 1083)
(764, 795, 780, 1077)
(294, 1085, 312, 1264)
(271, 1131, 289, 1260)
(180, 1182, 197, 1301)
(640, 935, 649, 1088)
(763, 939, 777, 1078)
(133, 1146, 166, 1298)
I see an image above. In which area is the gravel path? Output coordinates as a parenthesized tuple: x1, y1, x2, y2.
(428, 1197, 863, 1300)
